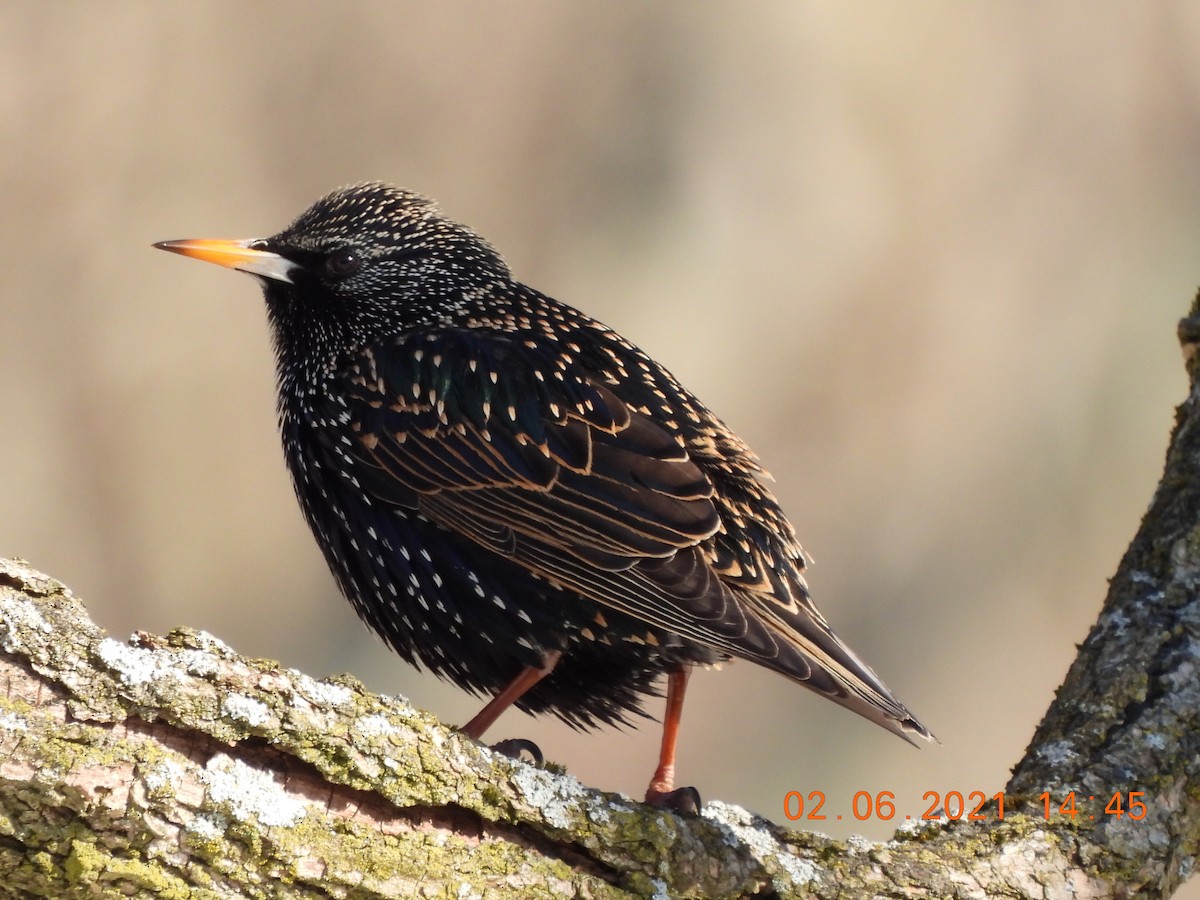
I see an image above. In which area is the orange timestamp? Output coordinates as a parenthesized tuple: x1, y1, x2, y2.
(782, 790, 1149, 823)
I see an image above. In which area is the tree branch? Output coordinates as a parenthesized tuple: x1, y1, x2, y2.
(3, 299, 1200, 897)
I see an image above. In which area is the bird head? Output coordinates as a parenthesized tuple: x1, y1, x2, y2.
(155, 182, 511, 348)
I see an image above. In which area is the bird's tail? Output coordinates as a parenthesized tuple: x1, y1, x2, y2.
(755, 577, 937, 745)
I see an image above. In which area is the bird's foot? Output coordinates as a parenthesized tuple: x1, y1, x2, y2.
(489, 738, 544, 765)
(644, 785, 702, 814)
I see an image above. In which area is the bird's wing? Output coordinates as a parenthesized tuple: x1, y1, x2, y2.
(338, 330, 717, 547)
(325, 331, 780, 646)
(328, 330, 930, 739)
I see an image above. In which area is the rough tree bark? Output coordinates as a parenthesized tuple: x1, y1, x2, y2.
(3, 299, 1200, 898)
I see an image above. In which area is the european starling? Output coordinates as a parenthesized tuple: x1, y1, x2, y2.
(156, 183, 933, 807)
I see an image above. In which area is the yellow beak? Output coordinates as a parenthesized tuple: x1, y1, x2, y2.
(154, 238, 297, 284)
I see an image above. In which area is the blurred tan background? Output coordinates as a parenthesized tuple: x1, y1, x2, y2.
(3, 1, 1198, 881)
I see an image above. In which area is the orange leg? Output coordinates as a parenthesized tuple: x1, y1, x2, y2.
(645, 665, 693, 806)
(461, 650, 562, 740)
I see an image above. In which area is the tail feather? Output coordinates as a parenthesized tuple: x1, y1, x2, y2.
(752, 576, 937, 744)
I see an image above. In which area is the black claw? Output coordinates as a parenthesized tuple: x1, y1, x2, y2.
(490, 738, 544, 765)
(646, 786, 702, 814)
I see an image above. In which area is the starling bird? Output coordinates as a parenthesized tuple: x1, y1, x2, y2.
(156, 183, 933, 808)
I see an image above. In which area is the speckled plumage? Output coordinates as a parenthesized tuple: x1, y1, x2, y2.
(157, 183, 933, 770)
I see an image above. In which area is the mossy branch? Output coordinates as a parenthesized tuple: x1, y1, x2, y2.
(3, 300, 1200, 897)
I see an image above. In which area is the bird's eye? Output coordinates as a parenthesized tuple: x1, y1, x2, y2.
(324, 249, 362, 277)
